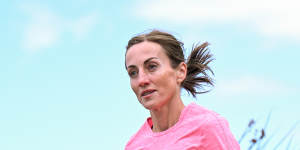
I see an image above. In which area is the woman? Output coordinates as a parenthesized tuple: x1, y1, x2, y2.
(125, 30, 240, 150)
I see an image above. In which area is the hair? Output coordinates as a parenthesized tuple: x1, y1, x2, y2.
(125, 30, 214, 97)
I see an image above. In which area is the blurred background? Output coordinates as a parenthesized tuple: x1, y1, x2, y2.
(1, 0, 299, 149)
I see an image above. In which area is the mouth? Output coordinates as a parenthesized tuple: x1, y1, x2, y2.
(141, 89, 156, 97)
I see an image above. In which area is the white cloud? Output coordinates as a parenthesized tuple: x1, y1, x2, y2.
(134, 0, 300, 40)
(21, 4, 62, 52)
(69, 12, 99, 40)
(20, 4, 98, 53)
(215, 75, 298, 97)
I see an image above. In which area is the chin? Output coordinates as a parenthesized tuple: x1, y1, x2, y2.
(139, 99, 156, 110)
(141, 102, 156, 110)
(141, 98, 166, 111)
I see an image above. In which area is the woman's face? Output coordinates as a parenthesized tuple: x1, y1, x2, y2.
(125, 41, 183, 110)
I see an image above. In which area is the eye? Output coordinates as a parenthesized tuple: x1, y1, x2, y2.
(128, 70, 138, 78)
(148, 63, 157, 71)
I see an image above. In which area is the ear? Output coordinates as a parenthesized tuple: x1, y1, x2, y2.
(176, 62, 187, 84)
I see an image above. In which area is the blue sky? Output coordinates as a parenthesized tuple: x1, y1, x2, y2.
(1, 0, 299, 149)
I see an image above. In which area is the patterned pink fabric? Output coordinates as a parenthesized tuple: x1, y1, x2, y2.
(125, 103, 240, 150)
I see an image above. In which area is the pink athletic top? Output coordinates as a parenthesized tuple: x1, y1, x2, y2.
(125, 103, 240, 150)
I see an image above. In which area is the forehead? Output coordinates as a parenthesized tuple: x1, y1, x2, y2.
(126, 41, 168, 67)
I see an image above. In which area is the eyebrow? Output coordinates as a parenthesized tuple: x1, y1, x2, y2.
(127, 57, 159, 69)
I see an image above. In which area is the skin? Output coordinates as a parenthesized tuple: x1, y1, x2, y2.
(125, 41, 187, 132)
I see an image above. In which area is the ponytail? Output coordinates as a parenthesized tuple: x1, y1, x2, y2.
(182, 42, 214, 97)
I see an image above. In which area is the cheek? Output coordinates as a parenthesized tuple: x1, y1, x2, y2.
(130, 80, 139, 96)
(156, 70, 177, 91)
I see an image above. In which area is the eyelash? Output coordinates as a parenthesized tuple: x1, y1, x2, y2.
(129, 70, 138, 77)
(128, 63, 158, 78)
(148, 63, 157, 71)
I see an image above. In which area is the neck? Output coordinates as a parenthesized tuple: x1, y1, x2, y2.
(150, 95, 185, 132)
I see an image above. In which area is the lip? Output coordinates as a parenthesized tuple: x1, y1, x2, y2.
(140, 89, 157, 98)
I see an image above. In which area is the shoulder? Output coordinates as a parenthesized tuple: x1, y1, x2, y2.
(184, 103, 240, 150)
(184, 103, 225, 125)
(125, 119, 151, 149)
(183, 103, 230, 135)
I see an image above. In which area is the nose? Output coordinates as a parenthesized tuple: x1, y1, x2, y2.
(138, 70, 150, 87)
